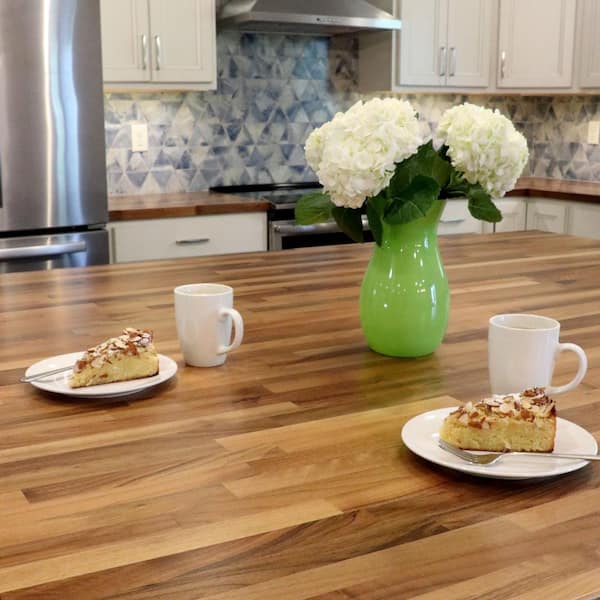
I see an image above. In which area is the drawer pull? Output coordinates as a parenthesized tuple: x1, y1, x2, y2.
(175, 238, 210, 245)
(439, 218, 465, 224)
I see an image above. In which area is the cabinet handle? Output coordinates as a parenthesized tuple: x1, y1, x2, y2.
(500, 50, 506, 79)
(175, 238, 210, 245)
(141, 34, 148, 70)
(154, 35, 162, 71)
(449, 47, 456, 77)
(439, 46, 447, 76)
(439, 218, 465, 224)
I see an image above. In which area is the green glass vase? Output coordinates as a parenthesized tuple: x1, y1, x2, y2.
(360, 201, 449, 357)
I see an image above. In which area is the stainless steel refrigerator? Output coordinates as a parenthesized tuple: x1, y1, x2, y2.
(0, 0, 108, 273)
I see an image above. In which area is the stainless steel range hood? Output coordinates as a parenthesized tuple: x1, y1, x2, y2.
(217, 0, 401, 35)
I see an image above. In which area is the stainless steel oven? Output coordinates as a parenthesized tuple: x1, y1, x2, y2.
(210, 183, 372, 250)
(268, 215, 371, 250)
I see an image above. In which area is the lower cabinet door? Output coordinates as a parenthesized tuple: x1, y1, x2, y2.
(567, 202, 600, 239)
(526, 198, 568, 233)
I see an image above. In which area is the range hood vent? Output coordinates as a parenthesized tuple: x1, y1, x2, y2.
(217, 0, 401, 35)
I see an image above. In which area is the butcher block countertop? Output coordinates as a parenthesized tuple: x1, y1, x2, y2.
(510, 176, 600, 202)
(107, 178, 600, 221)
(3, 232, 600, 598)
(108, 190, 269, 221)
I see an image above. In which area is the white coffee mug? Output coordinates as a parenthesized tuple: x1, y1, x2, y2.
(174, 283, 244, 367)
(488, 313, 587, 395)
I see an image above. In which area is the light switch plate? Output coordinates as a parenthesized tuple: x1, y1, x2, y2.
(587, 121, 600, 145)
(131, 123, 149, 152)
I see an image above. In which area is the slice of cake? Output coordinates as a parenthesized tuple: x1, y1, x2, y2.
(439, 388, 556, 452)
(69, 328, 159, 388)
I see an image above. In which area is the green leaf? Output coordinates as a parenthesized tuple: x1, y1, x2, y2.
(367, 195, 388, 246)
(467, 187, 503, 223)
(389, 141, 451, 198)
(385, 175, 440, 225)
(295, 192, 333, 225)
(332, 206, 364, 243)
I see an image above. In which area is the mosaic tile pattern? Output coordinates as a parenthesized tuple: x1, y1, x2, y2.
(398, 94, 600, 183)
(105, 31, 600, 196)
(105, 32, 359, 195)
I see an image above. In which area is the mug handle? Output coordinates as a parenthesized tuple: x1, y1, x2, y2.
(217, 307, 244, 355)
(547, 343, 588, 395)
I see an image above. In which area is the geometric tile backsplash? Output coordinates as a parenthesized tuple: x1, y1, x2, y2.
(106, 31, 600, 196)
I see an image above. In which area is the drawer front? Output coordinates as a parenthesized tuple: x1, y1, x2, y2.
(437, 200, 483, 235)
(109, 213, 267, 263)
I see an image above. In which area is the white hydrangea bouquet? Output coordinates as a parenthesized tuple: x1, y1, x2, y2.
(295, 98, 529, 244)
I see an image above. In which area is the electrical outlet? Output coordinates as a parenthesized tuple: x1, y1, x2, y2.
(131, 123, 149, 152)
(588, 121, 600, 145)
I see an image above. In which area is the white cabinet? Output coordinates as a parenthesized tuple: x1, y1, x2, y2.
(101, 0, 149, 83)
(398, 0, 493, 87)
(438, 199, 484, 235)
(497, 0, 576, 88)
(526, 198, 568, 233)
(579, 0, 600, 87)
(101, 0, 216, 90)
(567, 202, 600, 239)
(108, 213, 267, 263)
(485, 197, 527, 232)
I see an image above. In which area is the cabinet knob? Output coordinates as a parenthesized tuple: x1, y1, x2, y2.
(449, 47, 456, 77)
(500, 50, 507, 79)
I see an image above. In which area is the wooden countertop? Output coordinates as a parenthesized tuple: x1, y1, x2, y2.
(108, 190, 270, 221)
(3, 232, 600, 597)
(509, 176, 600, 202)
(108, 178, 600, 222)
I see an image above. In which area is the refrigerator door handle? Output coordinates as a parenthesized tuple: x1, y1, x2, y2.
(0, 240, 86, 260)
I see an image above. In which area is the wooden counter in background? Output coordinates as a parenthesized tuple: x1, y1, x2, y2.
(108, 190, 269, 221)
(510, 176, 600, 202)
(3, 232, 600, 598)
(107, 177, 600, 223)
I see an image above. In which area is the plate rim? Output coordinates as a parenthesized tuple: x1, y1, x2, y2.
(401, 406, 598, 480)
(25, 352, 177, 398)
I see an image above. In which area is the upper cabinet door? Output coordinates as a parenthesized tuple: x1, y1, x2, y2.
(580, 0, 600, 87)
(497, 0, 576, 88)
(148, 0, 216, 84)
(446, 0, 492, 87)
(101, 0, 150, 82)
(399, 0, 447, 86)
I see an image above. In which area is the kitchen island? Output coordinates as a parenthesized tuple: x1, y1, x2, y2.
(2, 231, 600, 598)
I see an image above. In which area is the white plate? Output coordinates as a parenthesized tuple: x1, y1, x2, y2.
(25, 352, 177, 398)
(401, 407, 598, 480)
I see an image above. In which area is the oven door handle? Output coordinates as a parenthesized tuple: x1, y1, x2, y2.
(272, 216, 369, 236)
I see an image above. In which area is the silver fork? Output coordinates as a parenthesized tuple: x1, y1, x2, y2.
(20, 365, 73, 383)
(438, 438, 600, 465)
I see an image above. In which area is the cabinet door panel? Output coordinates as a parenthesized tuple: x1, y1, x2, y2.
(497, 0, 576, 88)
(101, 0, 149, 82)
(580, 0, 600, 87)
(399, 0, 447, 86)
(568, 202, 600, 239)
(491, 198, 527, 232)
(149, 0, 215, 83)
(527, 199, 567, 234)
(446, 0, 492, 87)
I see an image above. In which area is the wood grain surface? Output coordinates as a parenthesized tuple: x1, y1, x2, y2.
(107, 177, 600, 223)
(108, 191, 269, 221)
(2, 231, 600, 598)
